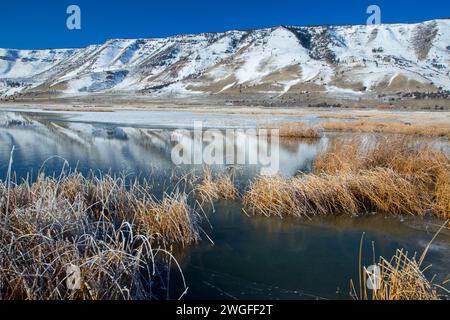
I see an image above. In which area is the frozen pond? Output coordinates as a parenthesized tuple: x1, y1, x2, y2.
(0, 109, 449, 300)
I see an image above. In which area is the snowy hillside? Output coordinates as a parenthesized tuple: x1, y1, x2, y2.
(1, 19, 449, 99)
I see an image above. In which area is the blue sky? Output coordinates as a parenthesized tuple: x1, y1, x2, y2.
(1, 0, 449, 49)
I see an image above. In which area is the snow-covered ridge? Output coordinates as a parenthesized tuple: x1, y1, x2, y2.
(1, 19, 449, 98)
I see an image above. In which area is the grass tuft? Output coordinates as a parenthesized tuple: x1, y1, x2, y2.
(0, 172, 199, 300)
(244, 136, 450, 219)
(351, 225, 449, 300)
(351, 249, 441, 300)
(196, 168, 238, 204)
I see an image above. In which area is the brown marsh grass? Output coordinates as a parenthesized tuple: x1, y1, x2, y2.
(351, 226, 449, 300)
(242, 175, 296, 218)
(434, 172, 450, 220)
(260, 121, 323, 138)
(260, 118, 450, 139)
(352, 250, 439, 300)
(196, 168, 238, 204)
(315, 135, 450, 219)
(243, 169, 428, 218)
(315, 135, 449, 174)
(0, 172, 199, 300)
(244, 136, 450, 219)
(321, 120, 450, 138)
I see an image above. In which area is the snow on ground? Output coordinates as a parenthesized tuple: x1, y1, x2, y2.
(235, 27, 318, 84)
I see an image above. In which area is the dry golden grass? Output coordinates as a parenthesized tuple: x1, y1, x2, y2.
(244, 169, 428, 218)
(0, 172, 199, 300)
(138, 193, 198, 245)
(351, 226, 449, 300)
(260, 121, 323, 138)
(196, 168, 238, 203)
(243, 175, 296, 217)
(434, 171, 450, 220)
(347, 168, 429, 216)
(321, 119, 450, 138)
(244, 136, 450, 219)
(315, 135, 449, 174)
(315, 136, 450, 218)
(351, 249, 440, 300)
(1, 173, 200, 245)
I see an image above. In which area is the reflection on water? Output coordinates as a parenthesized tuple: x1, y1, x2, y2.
(0, 111, 322, 182)
(0, 110, 449, 300)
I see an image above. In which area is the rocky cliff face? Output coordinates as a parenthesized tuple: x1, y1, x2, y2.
(1, 19, 449, 100)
